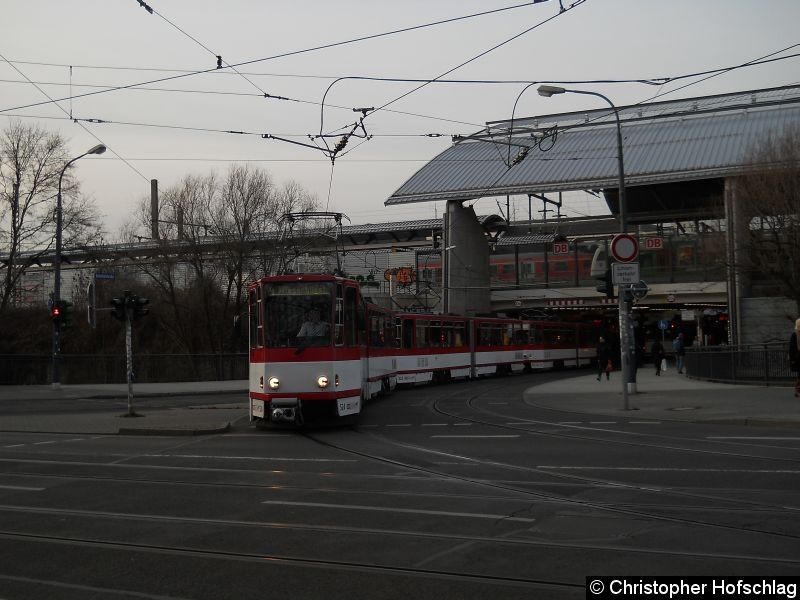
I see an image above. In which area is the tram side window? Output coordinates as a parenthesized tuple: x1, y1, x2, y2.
(401, 319, 413, 348)
(344, 286, 358, 346)
(514, 325, 529, 344)
(428, 321, 442, 347)
(543, 327, 575, 346)
(248, 288, 262, 348)
(416, 320, 429, 348)
(370, 313, 388, 347)
(479, 323, 503, 347)
(452, 323, 466, 347)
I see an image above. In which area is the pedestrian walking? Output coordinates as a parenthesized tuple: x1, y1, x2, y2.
(596, 336, 612, 381)
(789, 319, 800, 397)
(672, 333, 686, 374)
(651, 338, 665, 376)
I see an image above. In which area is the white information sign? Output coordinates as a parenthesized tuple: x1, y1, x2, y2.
(612, 262, 640, 285)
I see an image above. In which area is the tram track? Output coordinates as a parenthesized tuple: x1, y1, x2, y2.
(294, 377, 800, 550)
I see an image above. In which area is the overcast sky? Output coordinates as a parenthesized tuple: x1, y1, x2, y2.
(2, 0, 799, 238)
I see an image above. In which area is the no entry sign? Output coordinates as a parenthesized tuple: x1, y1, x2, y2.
(610, 233, 639, 263)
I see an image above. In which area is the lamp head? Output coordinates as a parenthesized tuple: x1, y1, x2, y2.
(537, 85, 566, 98)
(87, 144, 107, 155)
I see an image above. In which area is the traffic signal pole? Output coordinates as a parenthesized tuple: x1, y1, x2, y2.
(125, 309, 135, 417)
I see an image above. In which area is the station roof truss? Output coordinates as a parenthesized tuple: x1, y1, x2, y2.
(385, 84, 800, 206)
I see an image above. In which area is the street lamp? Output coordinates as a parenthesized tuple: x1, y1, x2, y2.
(52, 143, 106, 389)
(537, 85, 634, 409)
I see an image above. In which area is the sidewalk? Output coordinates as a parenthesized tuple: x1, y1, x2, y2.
(0, 380, 250, 436)
(525, 368, 800, 427)
(1, 370, 798, 435)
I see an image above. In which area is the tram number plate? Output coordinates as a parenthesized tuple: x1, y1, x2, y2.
(336, 397, 361, 417)
(251, 399, 265, 418)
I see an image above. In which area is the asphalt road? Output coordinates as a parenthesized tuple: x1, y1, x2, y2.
(1, 373, 799, 599)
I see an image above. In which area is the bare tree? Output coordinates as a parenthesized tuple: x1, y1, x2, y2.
(734, 124, 800, 314)
(0, 121, 103, 316)
(125, 166, 320, 355)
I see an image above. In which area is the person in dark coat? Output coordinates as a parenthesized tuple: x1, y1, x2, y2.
(790, 319, 800, 397)
(596, 336, 612, 381)
(651, 338, 665, 376)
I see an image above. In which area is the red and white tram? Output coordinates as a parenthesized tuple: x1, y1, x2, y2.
(248, 274, 597, 426)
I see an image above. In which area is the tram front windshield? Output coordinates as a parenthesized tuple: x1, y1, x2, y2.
(262, 282, 333, 348)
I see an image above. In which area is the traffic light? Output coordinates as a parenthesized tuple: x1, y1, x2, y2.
(61, 300, 74, 328)
(132, 295, 149, 320)
(110, 296, 126, 321)
(51, 303, 63, 327)
(595, 268, 614, 298)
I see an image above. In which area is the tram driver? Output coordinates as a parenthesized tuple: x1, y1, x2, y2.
(297, 307, 330, 339)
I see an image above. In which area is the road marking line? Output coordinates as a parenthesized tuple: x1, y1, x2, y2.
(0, 484, 45, 491)
(707, 436, 800, 441)
(432, 435, 520, 439)
(142, 454, 356, 462)
(421, 423, 449, 427)
(629, 421, 661, 425)
(537, 466, 800, 473)
(33, 441, 58, 445)
(261, 500, 535, 522)
(3, 445, 25, 448)
(453, 423, 472, 426)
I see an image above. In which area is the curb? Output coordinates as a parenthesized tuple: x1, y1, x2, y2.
(118, 422, 232, 436)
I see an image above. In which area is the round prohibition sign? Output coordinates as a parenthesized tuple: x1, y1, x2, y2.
(610, 233, 639, 263)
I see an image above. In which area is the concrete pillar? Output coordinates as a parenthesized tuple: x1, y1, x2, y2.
(443, 201, 490, 315)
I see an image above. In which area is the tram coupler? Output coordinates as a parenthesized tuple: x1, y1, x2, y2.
(270, 399, 299, 424)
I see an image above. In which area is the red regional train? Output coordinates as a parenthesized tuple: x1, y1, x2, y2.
(248, 274, 598, 426)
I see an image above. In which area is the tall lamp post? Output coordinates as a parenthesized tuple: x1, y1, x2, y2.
(52, 143, 106, 389)
(537, 85, 634, 409)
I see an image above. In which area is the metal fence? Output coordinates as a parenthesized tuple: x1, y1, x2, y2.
(0, 353, 248, 385)
(685, 343, 792, 385)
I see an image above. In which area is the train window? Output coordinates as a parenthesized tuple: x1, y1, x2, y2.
(452, 323, 466, 347)
(514, 325, 529, 344)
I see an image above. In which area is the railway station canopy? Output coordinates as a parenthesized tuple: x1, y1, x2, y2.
(385, 84, 800, 222)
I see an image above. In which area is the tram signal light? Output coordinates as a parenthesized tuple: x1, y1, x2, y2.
(132, 296, 149, 320)
(51, 303, 62, 327)
(595, 268, 614, 299)
(60, 300, 74, 328)
(110, 296, 126, 321)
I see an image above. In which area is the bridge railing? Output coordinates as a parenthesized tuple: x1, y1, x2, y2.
(685, 343, 792, 385)
(0, 354, 249, 385)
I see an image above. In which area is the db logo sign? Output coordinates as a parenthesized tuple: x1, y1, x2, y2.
(552, 242, 569, 255)
(644, 237, 663, 250)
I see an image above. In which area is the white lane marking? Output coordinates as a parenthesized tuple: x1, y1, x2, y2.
(630, 421, 661, 425)
(140, 454, 356, 463)
(421, 423, 449, 427)
(452, 423, 472, 426)
(558, 421, 582, 425)
(33, 441, 58, 445)
(538, 466, 800, 473)
(0, 484, 45, 491)
(707, 437, 800, 441)
(431, 435, 520, 439)
(3, 445, 25, 448)
(261, 500, 535, 522)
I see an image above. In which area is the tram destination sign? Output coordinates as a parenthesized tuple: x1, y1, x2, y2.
(612, 262, 640, 285)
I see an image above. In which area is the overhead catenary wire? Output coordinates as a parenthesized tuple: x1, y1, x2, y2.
(0, 50, 149, 183)
(0, 1, 553, 116)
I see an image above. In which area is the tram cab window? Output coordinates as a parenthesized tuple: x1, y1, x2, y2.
(260, 282, 333, 348)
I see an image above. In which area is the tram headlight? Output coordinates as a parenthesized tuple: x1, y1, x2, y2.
(268, 377, 280, 390)
(317, 376, 329, 389)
